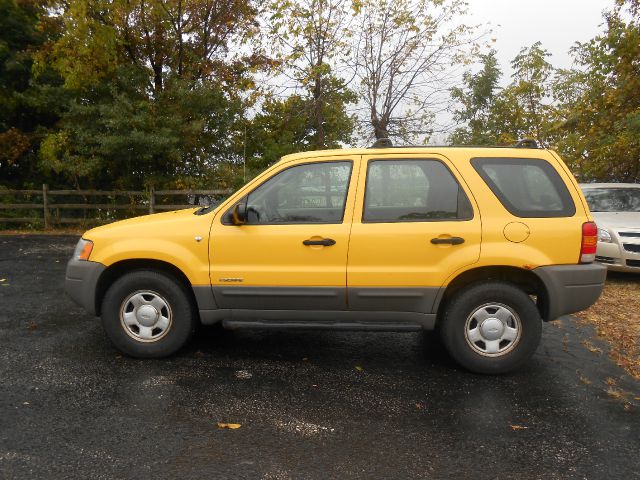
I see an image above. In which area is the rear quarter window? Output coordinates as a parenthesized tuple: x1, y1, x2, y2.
(471, 157, 576, 218)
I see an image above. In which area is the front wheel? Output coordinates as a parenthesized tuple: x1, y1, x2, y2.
(101, 270, 196, 358)
(440, 282, 542, 374)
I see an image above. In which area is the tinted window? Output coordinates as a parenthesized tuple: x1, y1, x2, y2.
(245, 161, 352, 224)
(472, 158, 576, 218)
(363, 159, 473, 222)
(583, 188, 640, 212)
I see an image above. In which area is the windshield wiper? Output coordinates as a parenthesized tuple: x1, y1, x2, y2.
(194, 204, 216, 215)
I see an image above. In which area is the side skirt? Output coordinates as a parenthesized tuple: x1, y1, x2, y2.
(199, 309, 436, 331)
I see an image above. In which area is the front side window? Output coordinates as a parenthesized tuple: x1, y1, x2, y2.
(471, 158, 576, 218)
(363, 159, 473, 223)
(244, 161, 352, 224)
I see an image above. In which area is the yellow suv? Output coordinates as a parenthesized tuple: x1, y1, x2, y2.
(65, 145, 606, 373)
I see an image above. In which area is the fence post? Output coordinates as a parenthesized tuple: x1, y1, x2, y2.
(149, 186, 155, 214)
(42, 184, 50, 229)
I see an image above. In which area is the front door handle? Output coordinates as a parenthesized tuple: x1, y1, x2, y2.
(431, 236, 465, 245)
(303, 238, 336, 246)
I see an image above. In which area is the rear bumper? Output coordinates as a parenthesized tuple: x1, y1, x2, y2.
(65, 258, 105, 316)
(533, 264, 607, 321)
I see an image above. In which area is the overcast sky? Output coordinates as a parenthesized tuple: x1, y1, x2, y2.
(466, 0, 612, 80)
(424, 0, 614, 139)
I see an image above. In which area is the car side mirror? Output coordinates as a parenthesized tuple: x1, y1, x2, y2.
(232, 202, 247, 225)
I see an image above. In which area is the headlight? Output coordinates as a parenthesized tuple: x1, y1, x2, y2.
(597, 227, 612, 243)
(73, 238, 94, 260)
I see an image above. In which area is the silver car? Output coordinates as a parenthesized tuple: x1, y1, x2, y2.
(580, 183, 640, 272)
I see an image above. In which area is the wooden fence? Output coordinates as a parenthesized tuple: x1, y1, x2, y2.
(0, 184, 232, 228)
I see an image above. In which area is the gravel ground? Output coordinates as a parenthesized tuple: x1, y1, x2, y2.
(0, 234, 639, 480)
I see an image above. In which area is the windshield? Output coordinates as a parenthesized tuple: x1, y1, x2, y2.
(583, 188, 640, 212)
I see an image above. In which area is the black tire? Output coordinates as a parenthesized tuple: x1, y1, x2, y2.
(440, 281, 542, 374)
(101, 270, 197, 358)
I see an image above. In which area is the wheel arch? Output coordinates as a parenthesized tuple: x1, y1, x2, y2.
(435, 266, 550, 322)
(95, 259, 195, 316)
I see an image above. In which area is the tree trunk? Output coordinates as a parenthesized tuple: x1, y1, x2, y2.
(372, 117, 388, 140)
(153, 63, 163, 93)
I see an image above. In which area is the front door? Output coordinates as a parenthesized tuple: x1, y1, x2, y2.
(209, 156, 359, 311)
(347, 154, 481, 313)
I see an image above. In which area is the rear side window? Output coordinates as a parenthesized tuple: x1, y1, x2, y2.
(471, 158, 576, 218)
(363, 159, 473, 222)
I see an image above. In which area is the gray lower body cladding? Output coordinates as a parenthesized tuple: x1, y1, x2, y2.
(64, 258, 106, 316)
(67, 262, 607, 329)
(213, 286, 345, 310)
(200, 286, 439, 330)
(532, 263, 607, 321)
(211, 286, 438, 312)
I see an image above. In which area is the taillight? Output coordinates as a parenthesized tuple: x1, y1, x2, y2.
(580, 222, 597, 263)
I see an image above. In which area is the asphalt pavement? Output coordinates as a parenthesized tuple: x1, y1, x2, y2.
(0, 234, 638, 479)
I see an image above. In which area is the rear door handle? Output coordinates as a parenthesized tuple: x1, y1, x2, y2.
(303, 238, 336, 246)
(431, 236, 465, 245)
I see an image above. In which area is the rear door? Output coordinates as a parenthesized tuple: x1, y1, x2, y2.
(346, 154, 481, 313)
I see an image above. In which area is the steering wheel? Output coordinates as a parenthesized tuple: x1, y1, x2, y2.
(246, 205, 261, 222)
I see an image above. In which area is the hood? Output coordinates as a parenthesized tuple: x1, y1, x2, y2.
(592, 211, 640, 230)
(84, 207, 203, 238)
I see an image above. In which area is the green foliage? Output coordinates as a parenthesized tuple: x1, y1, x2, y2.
(47, 0, 260, 93)
(33, 0, 263, 190)
(449, 51, 502, 145)
(2, 0, 640, 191)
(245, 81, 356, 171)
(268, 0, 356, 149)
(450, 43, 556, 147)
(0, 0, 65, 187)
(553, 8, 640, 181)
(451, 4, 640, 182)
(475, 42, 556, 146)
(39, 66, 246, 189)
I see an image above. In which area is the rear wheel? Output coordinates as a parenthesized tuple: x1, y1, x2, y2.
(440, 281, 542, 374)
(101, 270, 196, 358)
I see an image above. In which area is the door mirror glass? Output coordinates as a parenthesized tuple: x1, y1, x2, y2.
(231, 202, 247, 225)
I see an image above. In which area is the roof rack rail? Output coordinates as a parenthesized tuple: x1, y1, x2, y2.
(370, 138, 393, 148)
(513, 138, 539, 149)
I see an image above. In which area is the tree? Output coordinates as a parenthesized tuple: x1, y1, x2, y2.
(268, 0, 356, 150)
(40, 67, 246, 189)
(0, 0, 64, 187)
(553, 5, 640, 181)
(449, 50, 501, 145)
(38, 0, 266, 189)
(484, 42, 556, 145)
(352, 0, 478, 143)
(461, 42, 556, 147)
(48, 0, 261, 93)
(244, 84, 356, 172)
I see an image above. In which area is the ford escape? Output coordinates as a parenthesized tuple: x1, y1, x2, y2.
(65, 144, 607, 373)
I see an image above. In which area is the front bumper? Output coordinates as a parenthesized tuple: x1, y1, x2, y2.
(65, 258, 106, 316)
(595, 238, 640, 272)
(533, 264, 607, 321)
